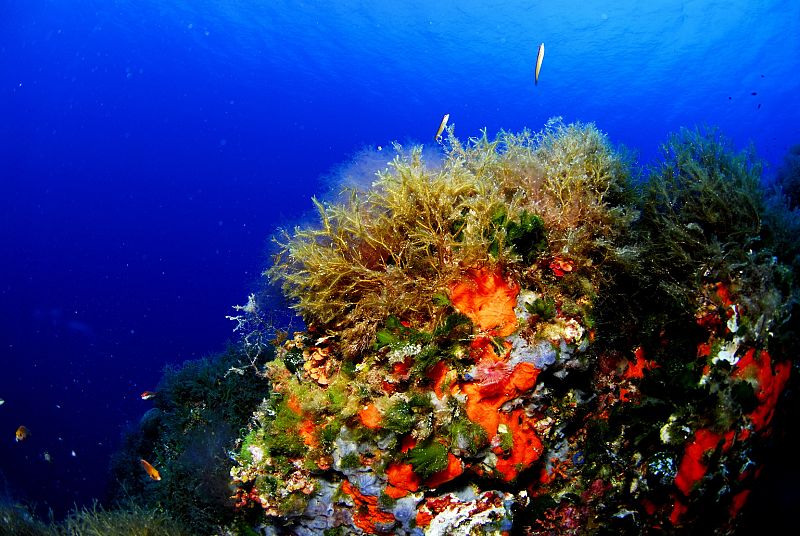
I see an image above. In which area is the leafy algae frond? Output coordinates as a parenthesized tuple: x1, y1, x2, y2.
(269, 119, 634, 354)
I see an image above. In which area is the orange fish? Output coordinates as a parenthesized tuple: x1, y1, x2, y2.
(140, 391, 157, 400)
(140, 458, 161, 481)
(15, 425, 30, 442)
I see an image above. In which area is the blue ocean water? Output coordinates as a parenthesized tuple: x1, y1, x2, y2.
(0, 0, 798, 520)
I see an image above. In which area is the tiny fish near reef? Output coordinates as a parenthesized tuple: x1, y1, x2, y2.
(140, 458, 161, 481)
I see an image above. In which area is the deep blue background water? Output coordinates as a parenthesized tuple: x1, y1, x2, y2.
(1, 0, 798, 519)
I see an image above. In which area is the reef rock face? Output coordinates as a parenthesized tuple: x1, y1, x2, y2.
(229, 122, 797, 535)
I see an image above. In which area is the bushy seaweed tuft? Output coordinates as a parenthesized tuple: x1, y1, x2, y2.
(107, 345, 272, 535)
(269, 119, 634, 354)
(0, 502, 191, 536)
(406, 441, 450, 479)
(638, 127, 764, 311)
(56, 502, 191, 536)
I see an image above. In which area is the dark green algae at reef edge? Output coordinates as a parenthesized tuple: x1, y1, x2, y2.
(26, 119, 797, 536)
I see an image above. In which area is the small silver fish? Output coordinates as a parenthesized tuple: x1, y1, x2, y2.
(435, 113, 450, 141)
(535, 42, 545, 85)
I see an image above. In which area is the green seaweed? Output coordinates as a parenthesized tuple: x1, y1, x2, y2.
(506, 210, 548, 263)
(638, 126, 764, 311)
(498, 428, 514, 452)
(406, 441, 449, 478)
(58, 502, 192, 536)
(320, 419, 343, 452)
(432, 312, 472, 338)
(447, 417, 488, 454)
(267, 402, 306, 457)
(432, 292, 451, 306)
(409, 344, 444, 377)
(382, 399, 417, 435)
(340, 452, 361, 470)
(525, 297, 556, 321)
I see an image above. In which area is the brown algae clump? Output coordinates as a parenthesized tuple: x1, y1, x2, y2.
(269, 118, 633, 356)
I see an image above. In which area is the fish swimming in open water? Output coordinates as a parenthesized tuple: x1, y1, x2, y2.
(15, 425, 30, 442)
(535, 42, 545, 85)
(435, 113, 450, 141)
(140, 391, 157, 400)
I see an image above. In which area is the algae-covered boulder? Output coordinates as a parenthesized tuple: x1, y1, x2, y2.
(229, 120, 796, 535)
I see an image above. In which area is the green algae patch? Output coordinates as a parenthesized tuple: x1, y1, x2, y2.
(406, 441, 450, 479)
